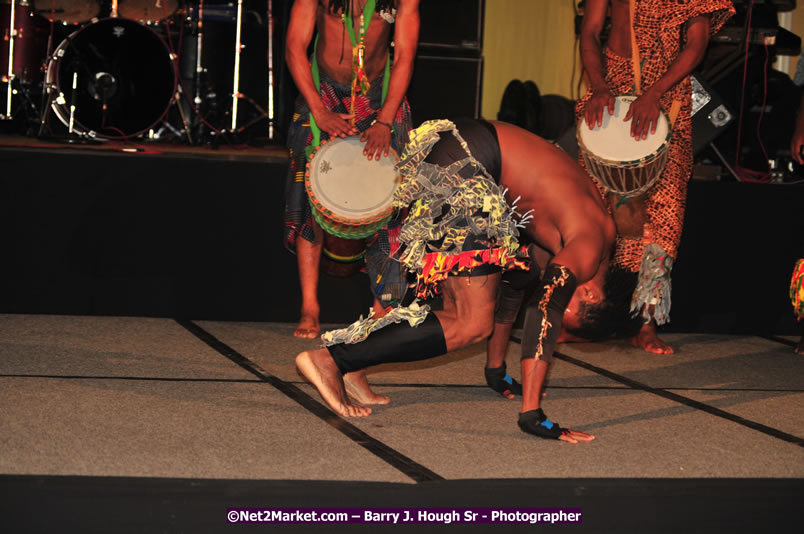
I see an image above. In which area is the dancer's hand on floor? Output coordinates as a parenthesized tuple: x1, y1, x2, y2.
(559, 429, 595, 444)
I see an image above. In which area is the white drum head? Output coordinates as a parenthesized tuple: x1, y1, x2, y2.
(308, 136, 400, 220)
(578, 95, 670, 162)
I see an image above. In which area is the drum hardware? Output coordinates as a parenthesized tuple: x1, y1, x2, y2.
(225, 0, 270, 138)
(230, 90, 269, 134)
(142, 0, 230, 146)
(229, 0, 242, 131)
(2, 0, 51, 128)
(66, 70, 76, 131)
(172, 82, 194, 142)
(192, 0, 203, 110)
(2, 0, 17, 119)
(266, 0, 275, 139)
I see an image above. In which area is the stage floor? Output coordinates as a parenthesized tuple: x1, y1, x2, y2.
(1, 314, 802, 532)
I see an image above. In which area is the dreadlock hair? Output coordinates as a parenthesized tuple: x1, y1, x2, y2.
(564, 265, 641, 341)
(327, 0, 397, 14)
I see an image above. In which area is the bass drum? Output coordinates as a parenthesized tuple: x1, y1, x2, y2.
(46, 18, 176, 138)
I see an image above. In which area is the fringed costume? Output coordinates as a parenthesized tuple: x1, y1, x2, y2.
(576, 0, 734, 325)
(323, 119, 529, 365)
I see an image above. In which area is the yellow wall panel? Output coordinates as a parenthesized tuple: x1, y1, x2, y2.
(482, 0, 583, 118)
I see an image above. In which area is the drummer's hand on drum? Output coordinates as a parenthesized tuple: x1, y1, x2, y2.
(312, 107, 357, 138)
(624, 91, 661, 141)
(585, 87, 616, 129)
(360, 121, 393, 161)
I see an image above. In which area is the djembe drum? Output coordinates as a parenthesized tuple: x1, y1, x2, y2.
(577, 95, 672, 200)
(306, 136, 401, 276)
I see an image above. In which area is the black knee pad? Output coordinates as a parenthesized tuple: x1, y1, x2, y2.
(328, 313, 447, 374)
(494, 282, 524, 325)
(504, 263, 543, 291)
(494, 264, 542, 324)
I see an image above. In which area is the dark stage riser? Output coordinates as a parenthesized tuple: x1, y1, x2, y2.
(1, 149, 802, 335)
(672, 180, 803, 336)
(0, 149, 374, 324)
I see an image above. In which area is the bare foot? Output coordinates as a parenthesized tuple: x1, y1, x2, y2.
(631, 323, 674, 354)
(795, 339, 804, 355)
(294, 313, 320, 339)
(296, 350, 371, 417)
(344, 370, 390, 405)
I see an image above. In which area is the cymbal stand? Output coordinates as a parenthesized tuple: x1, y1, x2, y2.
(226, 0, 270, 139)
(230, 0, 244, 131)
(267, 0, 275, 139)
(2, 0, 17, 120)
(195, 0, 205, 113)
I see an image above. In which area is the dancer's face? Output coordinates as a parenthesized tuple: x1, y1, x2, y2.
(561, 280, 604, 335)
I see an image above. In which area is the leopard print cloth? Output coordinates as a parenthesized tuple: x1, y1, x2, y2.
(577, 0, 734, 271)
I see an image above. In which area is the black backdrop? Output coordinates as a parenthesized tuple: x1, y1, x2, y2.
(1, 148, 801, 336)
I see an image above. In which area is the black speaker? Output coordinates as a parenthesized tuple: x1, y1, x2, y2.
(406, 55, 483, 124)
(418, 0, 484, 49)
(691, 73, 734, 155)
(406, 0, 484, 125)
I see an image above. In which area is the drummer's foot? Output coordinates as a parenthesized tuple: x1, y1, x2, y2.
(294, 311, 320, 339)
(631, 323, 674, 355)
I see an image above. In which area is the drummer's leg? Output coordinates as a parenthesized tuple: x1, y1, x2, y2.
(295, 219, 323, 339)
(631, 130, 689, 355)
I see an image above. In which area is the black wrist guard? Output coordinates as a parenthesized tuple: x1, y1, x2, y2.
(520, 263, 577, 364)
(484, 362, 523, 397)
(518, 408, 568, 440)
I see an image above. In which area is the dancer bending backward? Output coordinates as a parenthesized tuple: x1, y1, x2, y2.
(296, 118, 615, 443)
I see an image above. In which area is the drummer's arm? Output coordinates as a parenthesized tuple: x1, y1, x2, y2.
(285, 0, 356, 138)
(361, 0, 420, 160)
(579, 0, 615, 128)
(625, 16, 710, 139)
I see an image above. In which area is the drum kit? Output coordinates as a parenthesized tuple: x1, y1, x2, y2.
(1, 0, 269, 142)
